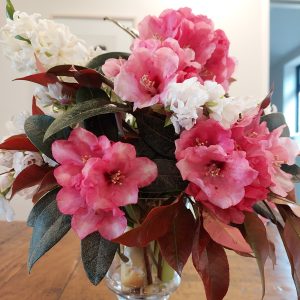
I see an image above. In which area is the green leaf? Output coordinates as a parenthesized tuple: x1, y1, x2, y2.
(141, 159, 187, 195)
(28, 189, 71, 272)
(6, 0, 15, 20)
(81, 232, 118, 285)
(135, 109, 177, 159)
(15, 35, 31, 44)
(86, 52, 130, 73)
(44, 99, 130, 141)
(24, 115, 70, 160)
(27, 188, 59, 227)
(260, 112, 290, 137)
(281, 164, 300, 182)
(76, 87, 119, 141)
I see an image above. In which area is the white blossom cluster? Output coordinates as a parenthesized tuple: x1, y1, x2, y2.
(162, 77, 260, 133)
(0, 11, 101, 74)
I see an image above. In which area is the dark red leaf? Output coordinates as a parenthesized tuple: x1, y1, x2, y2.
(0, 134, 38, 152)
(192, 221, 229, 300)
(47, 64, 85, 77)
(32, 96, 44, 115)
(74, 69, 104, 88)
(11, 164, 51, 199)
(158, 201, 196, 275)
(15, 72, 58, 87)
(32, 169, 58, 203)
(203, 210, 252, 253)
(244, 212, 272, 298)
(113, 197, 184, 247)
(260, 85, 274, 110)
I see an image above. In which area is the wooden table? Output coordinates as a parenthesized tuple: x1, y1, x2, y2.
(0, 222, 297, 300)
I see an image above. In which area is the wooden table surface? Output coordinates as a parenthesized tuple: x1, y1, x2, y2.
(0, 221, 297, 300)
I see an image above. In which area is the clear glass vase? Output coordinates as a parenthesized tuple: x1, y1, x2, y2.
(105, 244, 181, 300)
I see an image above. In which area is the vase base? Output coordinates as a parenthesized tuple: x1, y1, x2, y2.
(116, 295, 170, 300)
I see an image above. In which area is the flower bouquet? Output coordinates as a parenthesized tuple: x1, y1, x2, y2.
(1, 1, 300, 299)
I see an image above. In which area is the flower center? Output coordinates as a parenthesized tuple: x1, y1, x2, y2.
(140, 74, 157, 94)
(195, 138, 208, 147)
(273, 155, 286, 167)
(206, 162, 224, 177)
(81, 155, 90, 163)
(110, 170, 124, 185)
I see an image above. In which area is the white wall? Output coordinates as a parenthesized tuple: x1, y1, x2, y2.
(0, 0, 270, 220)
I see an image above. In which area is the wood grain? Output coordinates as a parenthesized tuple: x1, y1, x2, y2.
(0, 221, 297, 299)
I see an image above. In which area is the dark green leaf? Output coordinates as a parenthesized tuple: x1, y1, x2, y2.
(260, 112, 290, 137)
(86, 52, 130, 73)
(28, 189, 71, 271)
(6, 0, 15, 20)
(76, 87, 119, 141)
(15, 35, 31, 44)
(27, 188, 59, 227)
(44, 99, 130, 141)
(141, 159, 187, 195)
(81, 232, 118, 285)
(24, 115, 70, 160)
(281, 164, 300, 182)
(135, 110, 177, 159)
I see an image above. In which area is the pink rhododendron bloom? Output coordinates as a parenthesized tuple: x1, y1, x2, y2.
(102, 58, 126, 79)
(52, 128, 158, 240)
(201, 30, 236, 90)
(138, 7, 235, 90)
(175, 119, 234, 160)
(114, 45, 180, 109)
(81, 142, 158, 211)
(177, 145, 258, 209)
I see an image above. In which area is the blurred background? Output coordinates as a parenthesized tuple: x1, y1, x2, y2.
(3, 0, 295, 220)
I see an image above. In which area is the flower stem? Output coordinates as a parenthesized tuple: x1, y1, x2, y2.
(143, 247, 152, 285)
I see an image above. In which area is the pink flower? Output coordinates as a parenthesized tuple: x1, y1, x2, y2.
(52, 128, 158, 240)
(81, 142, 158, 211)
(137, 8, 236, 90)
(102, 58, 126, 79)
(175, 119, 234, 160)
(114, 45, 180, 109)
(201, 30, 236, 90)
(177, 145, 258, 209)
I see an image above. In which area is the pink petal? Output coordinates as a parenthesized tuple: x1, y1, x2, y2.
(56, 187, 86, 215)
(71, 208, 102, 240)
(52, 140, 83, 165)
(54, 164, 82, 187)
(98, 209, 127, 240)
(127, 157, 158, 188)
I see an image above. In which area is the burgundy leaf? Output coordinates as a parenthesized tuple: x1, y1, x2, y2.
(47, 64, 85, 77)
(192, 222, 229, 300)
(158, 201, 196, 275)
(260, 85, 273, 110)
(0, 134, 38, 152)
(203, 210, 252, 253)
(15, 72, 58, 87)
(244, 212, 272, 298)
(113, 197, 184, 247)
(11, 165, 51, 199)
(271, 194, 300, 218)
(32, 96, 44, 115)
(32, 169, 58, 204)
(74, 69, 104, 88)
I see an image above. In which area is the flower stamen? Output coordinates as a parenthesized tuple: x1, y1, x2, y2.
(140, 74, 156, 94)
(110, 170, 125, 185)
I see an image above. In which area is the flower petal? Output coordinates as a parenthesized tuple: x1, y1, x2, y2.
(52, 140, 83, 165)
(56, 187, 86, 215)
(54, 164, 82, 187)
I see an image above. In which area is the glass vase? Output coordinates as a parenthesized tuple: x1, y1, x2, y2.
(105, 243, 181, 299)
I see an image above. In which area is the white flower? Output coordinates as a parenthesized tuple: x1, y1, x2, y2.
(162, 77, 209, 133)
(209, 96, 260, 128)
(0, 172, 14, 193)
(0, 196, 15, 222)
(12, 151, 43, 177)
(42, 154, 58, 167)
(0, 11, 102, 74)
(0, 150, 15, 170)
(6, 111, 30, 135)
